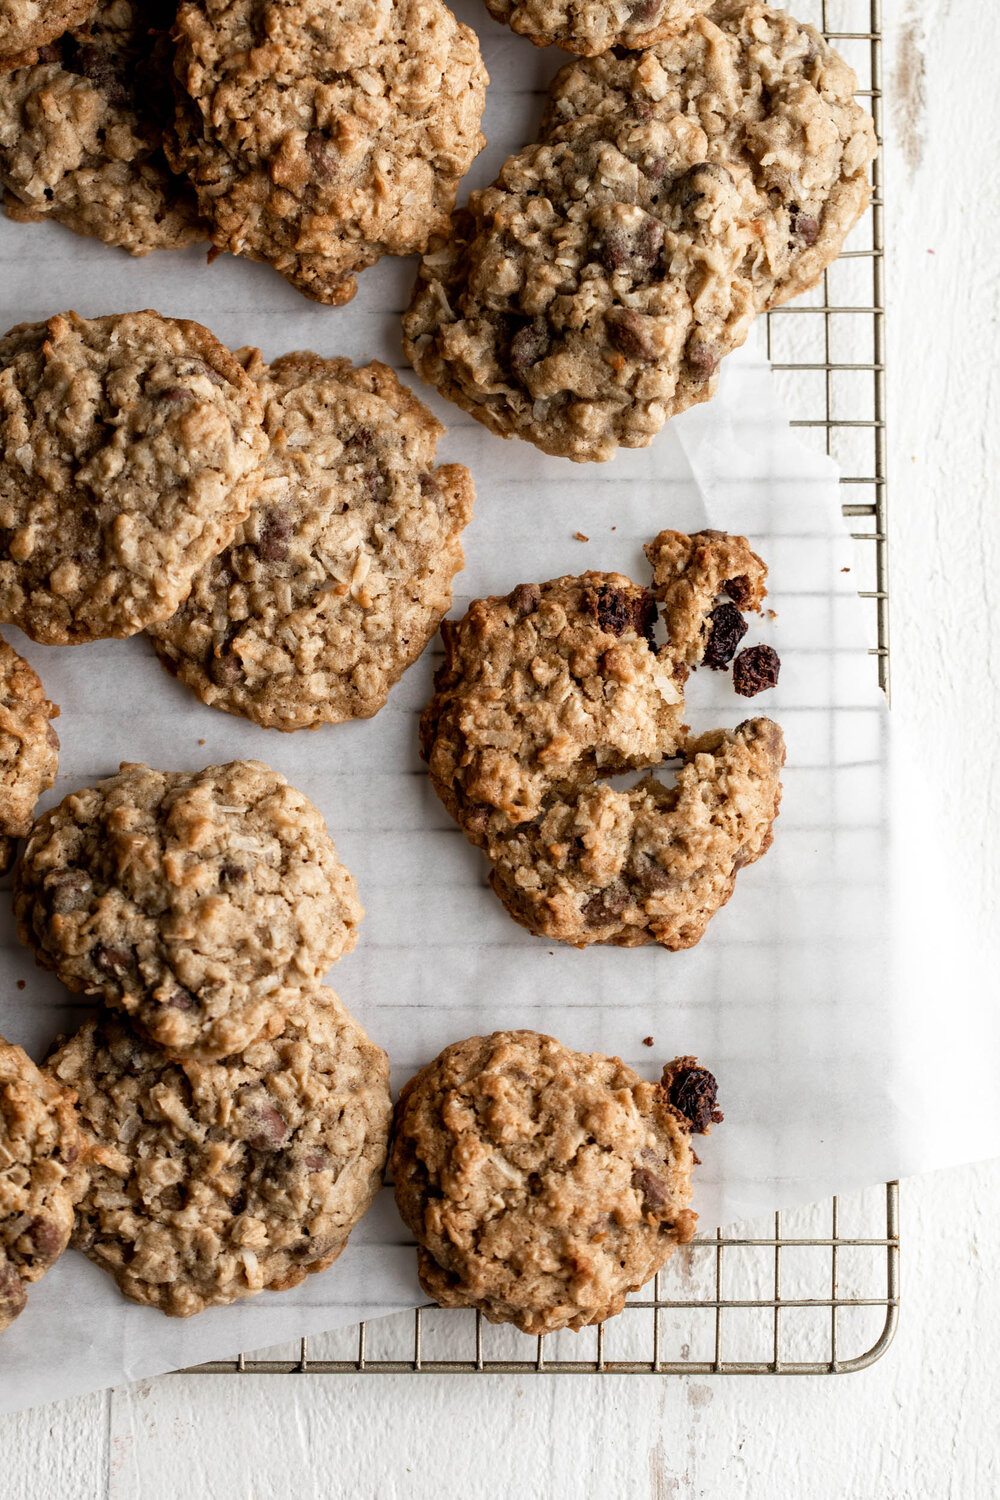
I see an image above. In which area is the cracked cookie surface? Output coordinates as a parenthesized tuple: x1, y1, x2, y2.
(0, 632, 58, 874)
(483, 0, 712, 57)
(14, 759, 363, 1060)
(0, 0, 95, 70)
(1, 1033, 88, 1333)
(488, 717, 784, 948)
(148, 350, 474, 731)
(403, 0, 875, 462)
(421, 529, 783, 948)
(392, 1031, 719, 1333)
(0, 0, 208, 255)
(169, 0, 488, 304)
(48, 990, 390, 1317)
(0, 310, 266, 644)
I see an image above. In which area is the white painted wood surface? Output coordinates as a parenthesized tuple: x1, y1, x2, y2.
(4, 4, 998, 1494)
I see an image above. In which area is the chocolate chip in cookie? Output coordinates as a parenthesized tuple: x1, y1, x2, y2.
(703, 602, 748, 670)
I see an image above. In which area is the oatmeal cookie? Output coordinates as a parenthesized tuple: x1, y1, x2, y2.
(0, 1, 208, 255)
(421, 527, 766, 827)
(542, 0, 877, 309)
(14, 759, 363, 1060)
(421, 529, 782, 948)
(48, 990, 390, 1317)
(148, 350, 474, 731)
(1, 1033, 88, 1332)
(483, 0, 712, 58)
(0, 0, 95, 71)
(403, 1, 875, 462)
(0, 310, 266, 644)
(0, 632, 58, 874)
(392, 1031, 720, 1333)
(169, 0, 488, 305)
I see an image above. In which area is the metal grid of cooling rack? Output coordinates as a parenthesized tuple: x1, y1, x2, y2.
(187, 0, 896, 1379)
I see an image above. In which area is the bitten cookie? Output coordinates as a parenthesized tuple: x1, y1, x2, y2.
(487, 719, 784, 949)
(0, 0, 95, 70)
(0, 0, 208, 255)
(169, 0, 488, 305)
(0, 310, 266, 644)
(14, 759, 364, 1060)
(483, 0, 712, 57)
(421, 528, 783, 948)
(1, 1033, 88, 1333)
(403, 1, 876, 462)
(392, 1031, 721, 1333)
(148, 350, 475, 731)
(48, 990, 391, 1317)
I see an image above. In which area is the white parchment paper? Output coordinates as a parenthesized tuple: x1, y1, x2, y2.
(1, 7, 998, 1412)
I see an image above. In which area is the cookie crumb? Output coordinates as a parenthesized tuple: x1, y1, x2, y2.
(16, 980, 25, 990)
(642, 1035, 654, 1047)
(841, 567, 850, 573)
(573, 531, 589, 542)
(198, 739, 206, 746)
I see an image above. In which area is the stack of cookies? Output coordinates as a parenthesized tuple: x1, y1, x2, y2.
(2, 754, 393, 1322)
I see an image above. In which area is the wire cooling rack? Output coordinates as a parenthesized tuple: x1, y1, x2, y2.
(188, 0, 896, 1379)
